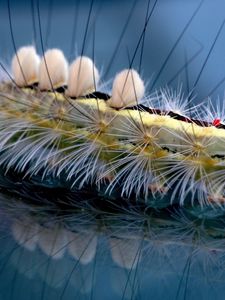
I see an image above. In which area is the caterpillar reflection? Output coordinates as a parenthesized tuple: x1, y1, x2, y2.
(1, 189, 224, 299)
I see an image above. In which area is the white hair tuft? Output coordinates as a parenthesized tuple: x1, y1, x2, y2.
(67, 56, 100, 97)
(39, 49, 68, 90)
(12, 46, 40, 87)
(107, 69, 145, 109)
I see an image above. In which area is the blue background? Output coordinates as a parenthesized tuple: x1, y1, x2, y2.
(1, 0, 225, 101)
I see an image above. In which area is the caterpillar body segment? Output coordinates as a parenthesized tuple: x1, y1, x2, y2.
(1, 45, 225, 205)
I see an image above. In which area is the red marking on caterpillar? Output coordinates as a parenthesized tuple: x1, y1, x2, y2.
(213, 118, 221, 127)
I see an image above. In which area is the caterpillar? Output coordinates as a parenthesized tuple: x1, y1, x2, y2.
(1, 43, 225, 207)
(1, 0, 225, 299)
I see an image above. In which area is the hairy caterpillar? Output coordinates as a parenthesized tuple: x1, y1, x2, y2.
(1, 0, 225, 299)
(1, 43, 225, 206)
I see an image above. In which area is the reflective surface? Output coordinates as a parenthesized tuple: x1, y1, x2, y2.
(0, 190, 223, 299)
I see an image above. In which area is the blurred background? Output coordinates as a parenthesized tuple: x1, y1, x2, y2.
(0, 1, 225, 299)
(1, 0, 225, 101)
